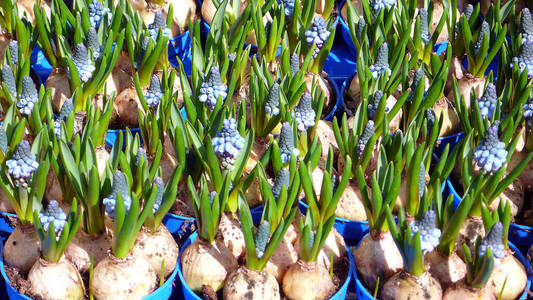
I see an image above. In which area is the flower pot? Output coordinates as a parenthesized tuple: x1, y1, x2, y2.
(447, 178, 533, 258)
(168, 32, 193, 76)
(352, 232, 532, 299)
(323, 76, 344, 122)
(434, 132, 464, 159)
(105, 127, 143, 149)
(30, 45, 52, 86)
(0, 215, 180, 300)
(162, 213, 196, 247)
(178, 231, 354, 299)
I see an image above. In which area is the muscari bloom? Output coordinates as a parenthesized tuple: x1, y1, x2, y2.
(148, 11, 171, 41)
(305, 16, 331, 58)
(410, 210, 441, 254)
(54, 98, 75, 138)
(212, 118, 245, 170)
(71, 43, 96, 83)
(520, 8, 533, 45)
(290, 54, 300, 76)
(255, 221, 270, 259)
(152, 177, 164, 214)
(6, 140, 39, 182)
(407, 68, 425, 102)
(8, 41, 18, 65)
(357, 18, 366, 41)
(103, 171, 132, 219)
(478, 83, 498, 119)
(272, 168, 290, 198)
(523, 98, 533, 119)
(2, 64, 17, 98)
(199, 66, 227, 110)
(17, 76, 38, 116)
(369, 43, 391, 80)
(419, 8, 430, 45)
(87, 27, 102, 61)
(511, 39, 533, 78)
(134, 37, 150, 69)
(478, 222, 506, 263)
(145, 75, 164, 108)
(474, 124, 508, 173)
(357, 120, 375, 157)
(39, 200, 67, 235)
(0, 126, 7, 154)
(474, 21, 490, 55)
(264, 82, 281, 115)
(293, 92, 316, 132)
(279, 0, 295, 18)
(88, 0, 111, 28)
(371, 0, 396, 14)
(368, 90, 386, 119)
(279, 122, 299, 164)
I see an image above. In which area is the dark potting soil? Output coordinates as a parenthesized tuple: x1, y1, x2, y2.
(200, 284, 219, 300)
(516, 186, 533, 227)
(321, 73, 337, 120)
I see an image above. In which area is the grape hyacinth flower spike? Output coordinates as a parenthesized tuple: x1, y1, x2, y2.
(279, 0, 295, 18)
(305, 16, 331, 58)
(17, 76, 38, 116)
(71, 43, 96, 83)
(293, 92, 316, 132)
(370, 0, 396, 14)
(369, 43, 391, 80)
(88, 0, 111, 28)
(199, 66, 227, 110)
(0, 126, 7, 154)
(520, 8, 533, 45)
(357, 120, 375, 157)
(523, 98, 533, 119)
(39, 200, 68, 235)
(279, 122, 299, 164)
(409, 210, 441, 254)
(151, 177, 164, 214)
(475, 21, 490, 54)
(511, 39, 533, 78)
(290, 54, 300, 76)
(264, 82, 280, 115)
(6, 140, 39, 184)
(271, 168, 290, 198)
(148, 11, 171, 41)
(103, 171, 132, 218)
(2, 64, 17, 98)
(54, 98, 75, 138)
(473, 124, 508, 173)
(212, 118, 245, 170)
(478, 83, 498, 119)
(368, 90, 385, 119)
(8, 41, 18, 65)
(419, 8, 430, 44)
(478, 222, 506, 264)
(145, 75, 164, 109)
(407, 68, 425, 102)
(87, 27, 102, 61)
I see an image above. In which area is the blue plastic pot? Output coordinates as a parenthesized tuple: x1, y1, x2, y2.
(163, 213, 196, 247)
(298, 201, 369, 246)
(323, 76, 345, 122)
(461, 55, 499, 81)
(178, 231, 354, 299)
(168, 32, 193, 76)
(105, 127, 143, 149)
(30, 45, 53, 86)
(447, 178, 533, 254)
(434, 132, 464, 159)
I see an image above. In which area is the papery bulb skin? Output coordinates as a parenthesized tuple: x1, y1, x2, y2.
(132, 225, 179, 278)
(28, 257, 85, 300)
(265, 232, 298, 282)
(282, 260, 335, 300)
(198, 66, 227, 110)
(442, 282, 496, 300)
(4, 225, 40, 273)
(71, 43, 96, 83)
(17, 76, 38, 116)
(381, 271, 442, 300)
(473, 124, 508, 173)
(181, 238, 238, 292)
(486, 252, 528, 300)
(426, 250, 467, 290)
(223, 266, 280, 300)
(65, 231, 112, 273)
(293, 92, 316, 132)
(216, 213, 246, 259)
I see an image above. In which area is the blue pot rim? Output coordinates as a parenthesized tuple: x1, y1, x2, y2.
(437, 132, 464, 142)
(352, 232, 532, 299)
(323, 75, 344, 121)
(299, 200, 369, 226)
(0, 217, 180, 300)
(178, 230, 354, 299)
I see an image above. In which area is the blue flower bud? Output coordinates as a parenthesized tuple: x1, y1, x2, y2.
(264, 82, 280, 115)
(87, 27, 102, 61)
(1, 64, 17, 98)
(371, 0, 396, 14)
(135, 148, 148, 168)
(407, 68, 424, 102)
(290, 54, 300, 76)
(212, 119, 245, 170)
(0, 126, 6, 154)
(368, 90, 385, 119)
(103, 171, 132, 219)
(305, 17, 331, 58)
(8, 41, 18, 65)
(145, 75, 164, 108)
(511, 39, 533, 78)
(39, 200, 67, 235)
(523, 98, 533, 119)
(520, 8, 533, 45)
(425, 108, 436, 133)
(152, 177, 164, 214)
(357, 18, 366, 40)
(54, 98, 75, 138)
(199, 66, 227, 110)
(410, 210, 441, 254)
(255, 221, 270, 258)
(478, 222, 506, 261)
(6, 140, 39, 182)
(293, 92, 316, 132)
(272, 168, 290, 198)
(474, 22, 490, 55)
(419, 8, 430, 44)
(477, 83, 498, 119)
(357, 121, 375, 157)
(279, 122, 299, 164)
(369, 43, 391, 79)
(278, 0, 295, 18)
(17, 76, 38, 116)
(71, 43, 96, 83)
(474, 124, 508, 173)
(88, 1, 111, 28)
(148, 11, 171, 41)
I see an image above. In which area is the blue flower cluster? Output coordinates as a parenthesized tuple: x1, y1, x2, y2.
(0, 126, 7, 154)
(135, 148, 148, 168)
(511, 40, 533, 78)
(152, 177, 164, 214)
(357, 18, 366, 40)
(72, 43, 96, 83)
(212, 119, 245, 170)
(39, 200, 67, 234)
(264, 82, 280, 115)
(477, 83, 498, 119)
(474, 124, 508, 173)
(407, 68, 425, 102)
(255, 221, 270, 259)
(54, 98, 75, 138)
(290, 54, 300, 75)
(474, 22, 490, 54)
(357, 120, 375, 157)
(17, 76, 38, 116)
(305, 17, 331, 58)
(520, 8, 533, 45)
(279, 122, 299, 164)
(9, 41, 18, 65)
(2, 65, 16, 98)
(419, 8, 430, 44)
(103, 171, 132, 219)
(293, 92, 316, 132)
(410, 210, 441, 254)
(478, 222, 506, 261)
(145, 75, 164, 108)
(199, 66, 227, 110)
(272, 168, 290, 198)
(369, 43, 391, 79)
(279, 0, 295, 18)
(368, 90, 385, 119)
(134, 37, 150, 69)
(87, 27, 102, 61)
(370, 0, 396, 14)
(523, 98, 533, 119)
(148, 11, 171, 41)
(6, 140, 39, 182)
(88, 0, 111, 28)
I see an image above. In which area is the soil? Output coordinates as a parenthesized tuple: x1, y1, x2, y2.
(108, 118, 135, 130)
(4, 265, 36, 299)
(170, 198, 195, 219)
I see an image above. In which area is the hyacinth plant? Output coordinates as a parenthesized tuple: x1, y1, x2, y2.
(248, 0, 285, 69)
(460, 229, 496, 289)
(34, 199, 82, 263)
(33, 0, 124, 111)
(0, 35, 34, 111)
(0, 0, 34, 59)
